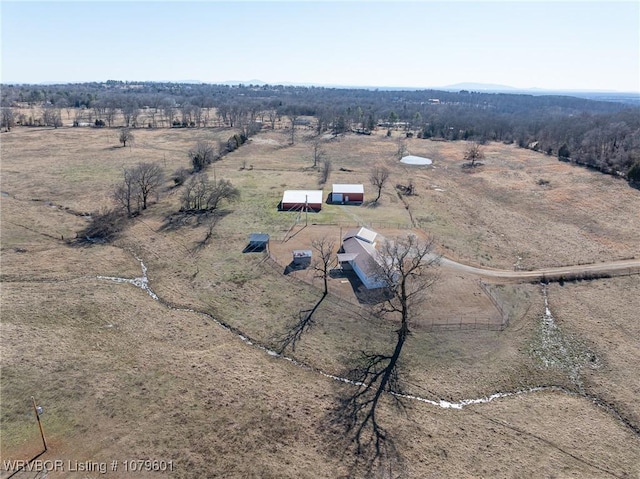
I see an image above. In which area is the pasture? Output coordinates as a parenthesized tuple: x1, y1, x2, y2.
(1, 122, 639, 477)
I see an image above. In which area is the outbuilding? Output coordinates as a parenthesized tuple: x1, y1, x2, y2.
(331, 184, 364, 204)
(246, 233, 270, 252)
(281, 190, 323, 211)
(292, 250, 312, 268)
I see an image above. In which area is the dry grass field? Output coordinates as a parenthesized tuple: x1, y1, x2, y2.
(1, 122, 639, 478)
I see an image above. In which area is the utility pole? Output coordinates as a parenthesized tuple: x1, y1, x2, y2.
(31, 396, 47, 451)
(305, 194, 308, 226)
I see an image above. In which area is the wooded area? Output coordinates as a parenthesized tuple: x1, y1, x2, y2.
(1, 81, 639, 183)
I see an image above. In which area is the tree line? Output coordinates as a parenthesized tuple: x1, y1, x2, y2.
(2, 81, 639, 182)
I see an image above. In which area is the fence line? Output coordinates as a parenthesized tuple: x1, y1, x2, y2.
(422, 318, 506, 332)
(479, 280, 509, 330)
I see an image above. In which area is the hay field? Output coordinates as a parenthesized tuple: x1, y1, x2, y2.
(1, 124, 639, 477)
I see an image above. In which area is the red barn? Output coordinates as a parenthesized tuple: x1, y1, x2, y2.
(331, 184, 364, 204)
(280, 190, 323, 211)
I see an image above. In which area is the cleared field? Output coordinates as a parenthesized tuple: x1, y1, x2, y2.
(1, 124, 639, 477)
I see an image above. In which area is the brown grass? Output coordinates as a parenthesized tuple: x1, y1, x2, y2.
(2, 124, 639, 477)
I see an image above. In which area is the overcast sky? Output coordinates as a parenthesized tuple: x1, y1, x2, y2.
(1, 1, 639, 92)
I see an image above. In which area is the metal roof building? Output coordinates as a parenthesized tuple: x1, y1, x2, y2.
(331, 184, 364, 204)
(281, 190, 323, 211)
(338, 227, 387, 289)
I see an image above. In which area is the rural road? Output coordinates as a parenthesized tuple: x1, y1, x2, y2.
(434, 254, 640, 283)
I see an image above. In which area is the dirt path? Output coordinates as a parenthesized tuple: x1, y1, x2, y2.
(433, 255, 640, 283)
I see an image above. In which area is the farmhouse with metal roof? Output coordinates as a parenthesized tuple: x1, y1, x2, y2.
(337, 227, 387, 289)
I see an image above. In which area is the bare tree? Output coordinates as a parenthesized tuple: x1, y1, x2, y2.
(181, 103, 194, 126)
(206, 179, 240, 210)
(59, 98, 72, 120)
(163, 103, 175, 127)
(267, 109, 278, 130)
(336, 234, 439, 462)
(193, 106, 203, 127)
(216, 103, 230, 127)
(114, 168, 140, 217)
(147, 108, 157, 128)
(104, 105, 117, 128)
(42, 107, 62, 128)
(370, 166, 390, 203)
(289, 113, 298, 145)
(181, 174, 239, 211)
(134, 162, 164, 210)
(463, 142, 485, 167)
(119, 128, 134, 147)
(1, 107, 15, 131)
(181, 173, 210, 211)
(114, 162, 164, 215)
(74, 108, 84, 126)
(93, 103, 105, 123)
(372, 235, 439, 328)
(311, 237, 335, 296)
(122, 100, 139, 127)
(188, 141, 219, 172)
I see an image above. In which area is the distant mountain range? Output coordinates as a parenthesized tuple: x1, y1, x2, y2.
(439, 82, 518, 91)
(435, 83, 640, 104)
(20, 79, 640, 105)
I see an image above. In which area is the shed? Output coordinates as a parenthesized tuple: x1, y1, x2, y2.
(247, 233, 270, 252)
(331, 184, 364, 204)
(281, 190, 323, 211)
(292, 249, 312, 267)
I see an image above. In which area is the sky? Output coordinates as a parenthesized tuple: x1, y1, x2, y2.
(1, 1, 639, 92)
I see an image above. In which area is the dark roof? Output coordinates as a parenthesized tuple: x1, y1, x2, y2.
(249, 233, 270, 243)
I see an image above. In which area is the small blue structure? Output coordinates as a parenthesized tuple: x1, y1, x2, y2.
(246, 233, 270, 252)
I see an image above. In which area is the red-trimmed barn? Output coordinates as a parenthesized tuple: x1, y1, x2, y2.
(331, 184, 364, 204)
(281, 190, 323, 211)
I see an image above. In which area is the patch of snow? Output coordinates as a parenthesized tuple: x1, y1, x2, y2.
(531, 285, 597, 387)
(97, 255, 158, 300)
(401, 155, 433, 165)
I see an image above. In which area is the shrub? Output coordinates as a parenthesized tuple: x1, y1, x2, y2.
(558, 144, 571, 160)
(628, 161, 640, 185)
(172, 167, 190, 186)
